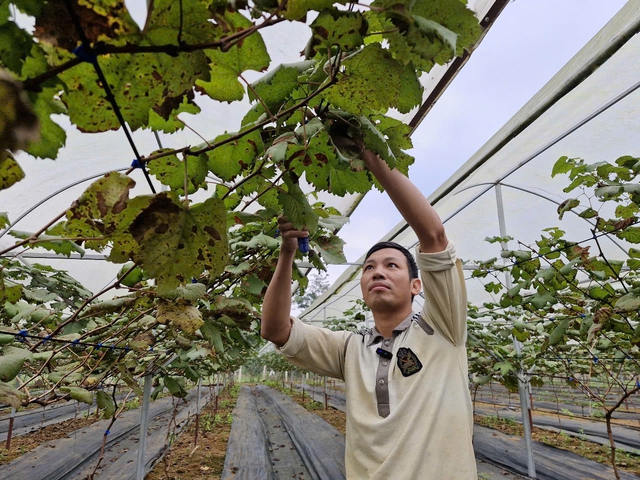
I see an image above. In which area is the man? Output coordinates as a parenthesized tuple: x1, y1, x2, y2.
(261, 149, 475, 479)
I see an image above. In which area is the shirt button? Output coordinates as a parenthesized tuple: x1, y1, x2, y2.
(384, 340, 390, 346)
(382, 361, 388, 367)
(378, 379, 385, 385)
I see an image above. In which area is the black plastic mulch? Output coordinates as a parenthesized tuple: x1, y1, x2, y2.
(221, 385, 345, 480)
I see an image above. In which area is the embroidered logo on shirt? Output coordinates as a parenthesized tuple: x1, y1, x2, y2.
(396, 347, 422, 377)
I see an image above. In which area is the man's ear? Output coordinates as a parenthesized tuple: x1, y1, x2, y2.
(411, 278, 421, 296)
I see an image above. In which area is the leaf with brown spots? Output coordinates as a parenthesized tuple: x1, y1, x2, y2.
(129, 193, 228, 295)
(157, 301, 204, 334)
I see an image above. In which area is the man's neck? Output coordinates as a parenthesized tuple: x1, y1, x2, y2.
(373, 307, 414, 338)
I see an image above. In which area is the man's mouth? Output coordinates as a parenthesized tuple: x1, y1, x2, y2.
(370, 283, 390, 291)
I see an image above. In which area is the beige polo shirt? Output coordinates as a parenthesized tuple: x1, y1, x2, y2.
(279, 242, 475, 479)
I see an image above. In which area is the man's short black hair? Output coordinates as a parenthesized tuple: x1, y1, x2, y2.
(364, 242, 419, 280)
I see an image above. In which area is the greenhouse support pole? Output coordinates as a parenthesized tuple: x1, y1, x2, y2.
(262, 365, 267, 381)
(195, 378, 202, 445)
(495, 183, 537, 479)
(136, 374, 153, 480)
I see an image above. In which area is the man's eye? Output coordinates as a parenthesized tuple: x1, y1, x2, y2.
(388, 263, 397, 268)
(364, 265, 373, 271)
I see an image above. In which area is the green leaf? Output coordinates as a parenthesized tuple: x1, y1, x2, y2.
(201, 320, 224, 353)
(0, 150, 25, 191)
(207, 130, 262, 181)
(0, 274, 22, 304)
(578, 208, 598, 219)
(233, 233, 280, 251)
(549, 319, 569, 346)
(374, 0, 481, 72)
(129, 194, 229, 295)
(63, 387, 93, 407)
(116, 366, 143, 397)
(247, 61, 313, 119)
(149, 152, 208, 194)
(411, 15, 457, 54)
(161, 283, 207, 301)
(310, 10, 366, 53)
(196, 12, 270, 102)
(615, 293, 640, 311)
(284, 0, 343, 20)
(0, 211, 9, 228)
(289, 128, 338, 191)
(551, 156, 573, 177)
(24, 88, 66, 159)
(0, 346, 33, 382)
(557, 198, 580, 220)
(617, 227, 640, 244)
(528, 292, 555, 309)
(241, 274, 267, 296)
(323, 43, 423, 115)
(360, 116, 396, 168)
(279, 175, 319, 234)
(318, 215, 349, 230)
(9, 230, 85, 257)
(157, 302, 204, 334)
(493, 361, 514, 376)
(84, 297, 136, 317)
(96, 390, 116, 419)
(164, 375, 188, 398)
(0, 381, 23, 409)
(328, 167, 370, 196)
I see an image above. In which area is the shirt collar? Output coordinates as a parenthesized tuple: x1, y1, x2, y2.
(366, 312, 418, 347)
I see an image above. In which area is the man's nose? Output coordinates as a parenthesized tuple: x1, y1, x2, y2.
(372, 267, 386, 279)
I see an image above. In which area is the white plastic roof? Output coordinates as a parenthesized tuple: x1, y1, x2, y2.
(301, 0, 640, 323)
(0, 0, 507, 294)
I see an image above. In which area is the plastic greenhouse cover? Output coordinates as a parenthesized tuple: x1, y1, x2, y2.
(301, 1, 640, 324)
(0, 0, 504, 294)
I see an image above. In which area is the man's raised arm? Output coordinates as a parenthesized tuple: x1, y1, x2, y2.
(261, 217, 308, 347)
(362, 150, 448, 253)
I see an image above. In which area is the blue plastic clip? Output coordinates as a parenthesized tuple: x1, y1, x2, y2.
(72, 339, 80, 346)
(125, 346, 130, 351)
(298, 237, 309, 254)
(149, 347, 154, 352)
(580, 314, 586, 318)
(131, 159, 143, 169)
(274, 228, 280, 238)
(17, 330, 28, 342)
(593, 356, 598, 364)
(97, 343, 103, 349)
(105, 430, 111, 435)
(569, 376, 573, 381)
(72, 44, 97, 64)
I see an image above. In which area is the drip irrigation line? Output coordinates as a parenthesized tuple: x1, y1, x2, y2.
(1, 329, 169, 355)
(62, 0, 156, 195)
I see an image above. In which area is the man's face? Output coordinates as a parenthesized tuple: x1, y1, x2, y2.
(360, 248, 421, 313)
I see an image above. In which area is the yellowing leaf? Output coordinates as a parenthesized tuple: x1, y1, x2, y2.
(129, 194, 228, 295)
(196, 12, 270, 102)
(157, 302, 204, 334)
(0, 381, 24, 409)
(323, 44, 422, 115)
(0, 150, 25, 191)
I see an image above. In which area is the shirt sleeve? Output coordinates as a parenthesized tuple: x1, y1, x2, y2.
(415, 241, 468, 346)
(277, 317, 352, 380)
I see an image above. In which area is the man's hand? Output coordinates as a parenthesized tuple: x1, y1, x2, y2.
(277, 216, 309, 256)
